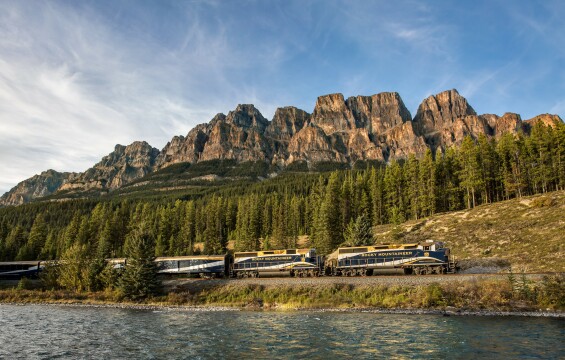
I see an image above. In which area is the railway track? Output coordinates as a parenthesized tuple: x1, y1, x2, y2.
(163, 272, 556, 292)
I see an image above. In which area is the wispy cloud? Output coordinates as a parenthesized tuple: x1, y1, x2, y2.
(0, 0, 563, 195)
(0, 1, 273, 193)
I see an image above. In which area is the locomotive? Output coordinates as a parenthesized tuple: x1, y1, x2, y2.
(325, 240, 455, 276)
(0, 241, 456, 280)
(232, 248, 320, 278)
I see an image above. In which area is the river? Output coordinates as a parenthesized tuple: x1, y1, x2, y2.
(0, 305, 563, 359)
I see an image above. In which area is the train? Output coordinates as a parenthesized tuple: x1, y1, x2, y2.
(0, 240, 456, 280)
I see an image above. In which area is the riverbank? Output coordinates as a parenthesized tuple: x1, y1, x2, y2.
(1, 274, 563, 316)
(1, 302, 563, 318)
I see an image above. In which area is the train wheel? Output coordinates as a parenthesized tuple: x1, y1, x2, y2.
(366, 269, 374, 276)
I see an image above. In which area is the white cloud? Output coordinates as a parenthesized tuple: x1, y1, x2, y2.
(0, 1, 263, 194)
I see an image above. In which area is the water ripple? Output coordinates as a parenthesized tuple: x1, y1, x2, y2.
(0, 305, 563, 359)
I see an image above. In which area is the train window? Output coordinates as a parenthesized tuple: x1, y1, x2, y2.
(236, 252, 257, 258)
(339, 248, 367, 254)
(263, 251, 274, 255)
(286, 250, 296, 254)
(354, 247, 368, 252)
(424, 246, 430, 251)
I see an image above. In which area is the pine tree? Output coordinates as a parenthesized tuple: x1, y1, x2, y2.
(476, 134, 500, 204)
(370, 167, 386, 226)
(312, 172, 342, 255)
(459, 136, 482, 208)
(4, 225, 26, 260)
(120, 227, 160, 301)
(234, 198, 250, 251)
(556, 122, 565, 190)
(288, 195, 301, 248)
(39, 229, 58, 260)
(419, 149, 437, 216)
(177, 201, 195, 255)
(384, 160, 405, 221)
(57, 242, 90, 292)
(342, 213, 373, 246)
(16, 213, 47, 260)
(62, 213, 81, 251)
(270, 197, 282, 248)
(405, 154, 420, 219)
(341, 173, 353, 226)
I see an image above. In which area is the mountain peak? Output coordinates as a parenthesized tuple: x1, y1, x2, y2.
(226, 104, 268, 131)
(3, 89, 562, 206)
(413, 89, 477, 149)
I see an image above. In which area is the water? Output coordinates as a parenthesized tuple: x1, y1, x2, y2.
(0, 305, 563, 359)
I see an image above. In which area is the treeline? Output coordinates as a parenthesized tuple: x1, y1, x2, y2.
(1, 121, 564, 259)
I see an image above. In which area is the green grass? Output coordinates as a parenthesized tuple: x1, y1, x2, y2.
(2, 275, 563, 311)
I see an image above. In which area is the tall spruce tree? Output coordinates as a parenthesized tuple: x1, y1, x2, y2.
(57, 242, 90, 292)
(459, 136, 482, 208)
(343, 213, 373, 247)
(312, 172, 342, 255)
(120, 227, 160, 301)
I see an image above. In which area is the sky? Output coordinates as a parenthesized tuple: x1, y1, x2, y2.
(1, 0, 564, 194)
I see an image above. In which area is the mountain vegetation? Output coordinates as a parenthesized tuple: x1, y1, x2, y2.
(1, 120, 564, 268)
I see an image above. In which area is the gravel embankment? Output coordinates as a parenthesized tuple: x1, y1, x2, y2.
(163, 273, 548, 292)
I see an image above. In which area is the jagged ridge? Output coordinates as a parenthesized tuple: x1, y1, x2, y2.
(1, 89, 562, 206)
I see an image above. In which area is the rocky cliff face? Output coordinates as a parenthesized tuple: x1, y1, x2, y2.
(58, 141, 159, 193)
(286, 91, 416, 165)
(346, 92, 412, 134)
(412, 89, 477, 150)
(2, 89, 563, 205)
(199, 105, 272, 162)
(523, 114, 562, 130)
(0, 170, 75, 206)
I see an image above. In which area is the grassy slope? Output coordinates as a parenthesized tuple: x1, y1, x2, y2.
(373, 191, 565, 272)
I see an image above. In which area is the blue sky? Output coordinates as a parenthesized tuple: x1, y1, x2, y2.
(1, 0, 564, 194)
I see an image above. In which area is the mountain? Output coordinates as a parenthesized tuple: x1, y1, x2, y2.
(0, 170, 76, 206)
(1, 89, 562, 206)
(57, 141, 159, 195)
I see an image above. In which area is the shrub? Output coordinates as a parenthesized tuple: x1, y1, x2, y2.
(16, 277, 33, 290)
(538, 274, 565, 310)
(40, 262, 61, 290)
(531, 196, 556, 208)
(421, 283, 446, 307)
